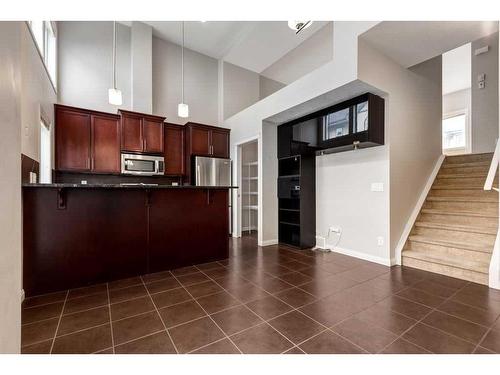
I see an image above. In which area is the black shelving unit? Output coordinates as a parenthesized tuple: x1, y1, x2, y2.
(277, 154, 315, 249)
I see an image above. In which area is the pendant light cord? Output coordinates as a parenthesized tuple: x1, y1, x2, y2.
(112, 21, 117, 89)
(181, 21, 185, 103)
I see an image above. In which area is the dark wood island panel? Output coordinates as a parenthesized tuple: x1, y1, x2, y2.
(22, 186, 230, 296)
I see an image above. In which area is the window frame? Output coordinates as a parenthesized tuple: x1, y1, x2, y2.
(26, 21, 57, 93)
(442, 108, 471, 155)
(39, 115, 52, 184)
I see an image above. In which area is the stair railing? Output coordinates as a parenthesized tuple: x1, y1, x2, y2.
(484, 139, 500, 191)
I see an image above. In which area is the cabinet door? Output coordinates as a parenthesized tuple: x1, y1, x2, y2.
(56, 109, 91, 171)
(143, 119, 164, 153)
(190, 126, 211, 156)
(121, 114, 143, 152)
(211, 130, 229, 158)
(91, 115, 120, 173)
(164, 125, 184, 175)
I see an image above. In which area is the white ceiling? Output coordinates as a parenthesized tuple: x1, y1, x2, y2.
(124, 21, 329, 74)
(360, 21, 498, 68)
(442, 43, 471, 95)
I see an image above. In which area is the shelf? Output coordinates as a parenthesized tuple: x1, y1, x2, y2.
(243, 162, 258, 166)
(279, 221, 300, 227)
(279, 208, 299, 212)
(278, 174, 300, 179)
(243, 192, 258, 195)
(243, 177, 258, 180)
(243, 205, 258, 210)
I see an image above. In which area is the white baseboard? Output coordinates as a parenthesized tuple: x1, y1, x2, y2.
(260, 239, 278, 246)
(242, 226, 258, 231)
(327, 245, 393, 266)
(394, 154, 445, 265)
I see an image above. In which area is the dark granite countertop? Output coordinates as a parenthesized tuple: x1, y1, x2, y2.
(22, 183, 238, 189)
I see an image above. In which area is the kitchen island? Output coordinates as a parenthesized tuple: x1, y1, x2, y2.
(22, 184, 235, 296)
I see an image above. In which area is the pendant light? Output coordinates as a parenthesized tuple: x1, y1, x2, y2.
(177, 21, 189, 118)
(108, 21, 122, 106)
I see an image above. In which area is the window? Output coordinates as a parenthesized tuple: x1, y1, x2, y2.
(40, 119, 51, 184)
(27, 21, 57, 89)
(443, 112, 467, 151)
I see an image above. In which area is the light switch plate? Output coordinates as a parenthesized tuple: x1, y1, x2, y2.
(377, 236, 384, 246)
(371, 182, 384, 192)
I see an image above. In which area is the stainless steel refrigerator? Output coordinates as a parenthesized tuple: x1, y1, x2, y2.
(193, 156, 232, 234)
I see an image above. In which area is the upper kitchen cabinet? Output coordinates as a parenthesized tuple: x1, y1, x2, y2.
(56, 105, 121, 174)
(211, 129, 230, 158)
(119, 110, 165, 154)
(164, 123, 185, 176)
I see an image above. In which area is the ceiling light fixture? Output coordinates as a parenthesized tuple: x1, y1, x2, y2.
(177, 21, 189, 118)
(288, 21, 312, 34)
(108, 21, 122, 106)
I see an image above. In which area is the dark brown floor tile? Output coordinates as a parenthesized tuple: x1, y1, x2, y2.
(299, 274, 359, 299)
(112, 311, 164, 345)
(171, 265, 199, 276)
(108, 276, 143, 291)
(245, 295, 293, 320)
(109, 285, 147, 304)
(403, 323, 475, 353)
(196, 261, 226, 272)
(268, 311, 324, 344)
(480, 328, 500, 353)
(115, 331, 176, 354)
(283, 347, 305, 354)
(158, 300, 206, 328)
(176, 272, 210, 286)
(378, 266, 427, 286)
(299, 266, 334, 279)
(185, 280, 223, 298)
(299, 330, 364, 354)
(451, 287, 500, 312)
(21, 339, 52, 354)
(213, 274, 249, 289)
(319, 262, 351, 275)
(231, 323, 293, 354)
(264, 265, 300, 277)
(203, 267, 231, 279)
(397, 287, 446, 308)
(377, 296, 432, 320)
(412, 279, 458, 298)
(225, 283, 269, 303)
(299, 299, 352, 327)
(145, 277, 181, 294)
(425, 273, 469, 290)
(111, 296, 155, 321)
(438, 300, 500, 326)
(67, 284, 107, 300)
(423, 311, 488, 344)
(211, 305, 262, 335)
(494, 318, 500, 330)
(141, 270, 173, 283)
(63, 293, 108, 315)
(275, 287, 317, 308)
(277, 272, 313, 287)
(355, 304, 417, 335)
(151, 287, 192, 309)
(196, 291, 240, 314)
(58, 306, 109, 336)
(168, 316, 225, 353)
(191, 338, 240, 354)
(381, 338, 430, 354)
(365, 276, 407, 294)
(255, 276, 294, 294)
(22, 318, 58, 347)
(281, 260, 311, 271)
(52, 324, 112, 354)
(23, 291, 67, 308)
(474, 346, 495, 354)
(22, 302, 63, 324)
(338, 264, 389, 283)
(332, 316, 398, 353)
(94, 348, 113, 354)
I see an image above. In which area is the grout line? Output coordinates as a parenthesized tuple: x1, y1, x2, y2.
(140, 275, 179, 354)
(106, 283, 115, 354)
(113, 329, 166, 351)
(472, 315, 500, 352)
(48, 290, 69, 354)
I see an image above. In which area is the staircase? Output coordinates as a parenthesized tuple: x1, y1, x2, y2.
(402, 153, 498, 285)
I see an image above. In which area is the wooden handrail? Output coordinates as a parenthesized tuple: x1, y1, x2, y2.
(484, 139, 500, 191)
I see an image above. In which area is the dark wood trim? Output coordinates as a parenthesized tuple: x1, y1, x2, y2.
(55, 104, 120, 120)
(118, 109, 166, 123)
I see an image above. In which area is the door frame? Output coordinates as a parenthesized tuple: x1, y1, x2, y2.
(232, 135, 260, 238)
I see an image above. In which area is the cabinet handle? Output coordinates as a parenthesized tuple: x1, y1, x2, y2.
(87, 157, 90, 169)
(144, 139, 147, 151)
(91, 157, 94, 170)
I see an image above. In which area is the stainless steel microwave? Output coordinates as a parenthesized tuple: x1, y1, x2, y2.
(121, 153, 165, 176)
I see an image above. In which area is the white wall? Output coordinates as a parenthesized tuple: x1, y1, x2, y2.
(259, 75, 285, 100)
(471, 32, 499, 153)
(152, 36, 218, 124)
(443, 88, 471, 114)
(58, 21, 132, 113)
(0, 21, 22, 354)
(223, 61, 260, 120)
(131, 22, 152, 113)
(261, 22, 333, 85)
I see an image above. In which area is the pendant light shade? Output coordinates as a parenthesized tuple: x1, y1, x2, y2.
(109, 21, 122, 106)
(177, 21, 189, 118)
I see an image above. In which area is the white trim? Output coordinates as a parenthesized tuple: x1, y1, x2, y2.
(20, 289, 25, 303)
(260, 239, 278, 247)
(394, 154, 445, 265)
(327, 245, 393, 267)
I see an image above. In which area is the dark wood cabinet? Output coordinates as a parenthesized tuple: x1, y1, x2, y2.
(56, 107, 92, 171)
(164, 123, 185, 176)
(119, 110, 165, 154)
(185, 122, 231, 183)
(91, 114, 121, 173)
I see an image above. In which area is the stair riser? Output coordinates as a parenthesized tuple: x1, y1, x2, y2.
(419, 213, 498, 227)
(428, 189, 499, 200)
(405, 241, 492, 263)
(438, 166, 490, 175)
(445, 154, 493, 164)
(411, 226, 496, 247)
(433, 177, 493, 187)
(401, 257, 488, 285)
(424, 200, 499, 214)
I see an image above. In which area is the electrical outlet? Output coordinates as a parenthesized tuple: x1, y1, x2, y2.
(377, 236, 384, 246)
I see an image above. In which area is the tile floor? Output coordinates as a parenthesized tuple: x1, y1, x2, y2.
(21, 235, 500, 354)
